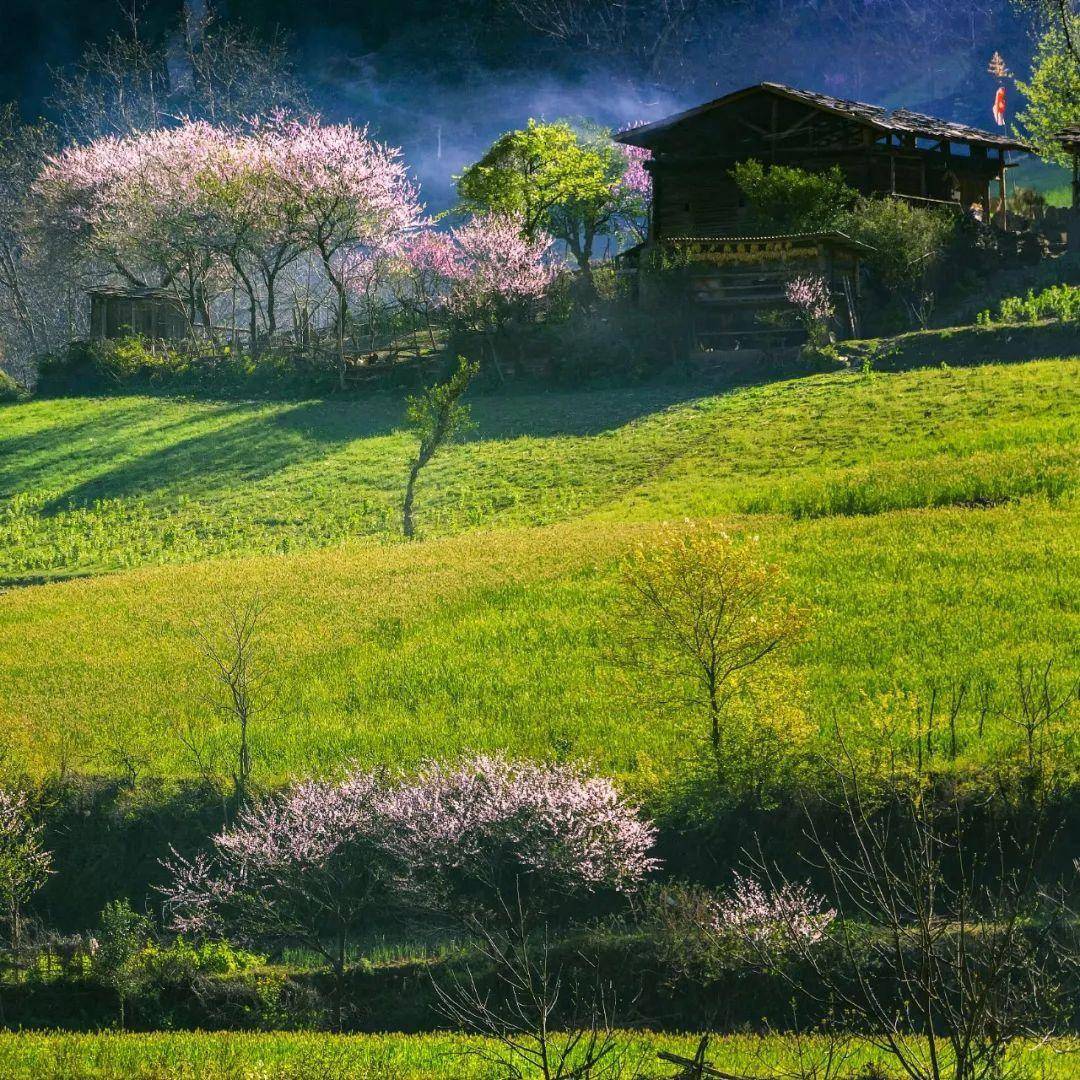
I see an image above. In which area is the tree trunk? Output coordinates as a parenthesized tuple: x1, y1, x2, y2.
(265, 271, 277, 335)
(402, 459, 422, 539)
(333, 929, 347, 1032)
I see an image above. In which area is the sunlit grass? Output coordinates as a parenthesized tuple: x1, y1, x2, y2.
(0, 1031, 1074, 1080)
(0, 502, 1075, 784)
(1, 360, 1076, 583)
(0, 359, 1077, 784)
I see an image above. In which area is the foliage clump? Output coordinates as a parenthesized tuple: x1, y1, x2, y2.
(456, 119, 648, 282)
(731, 160, 856, 234)
(616, 523, 809, 797)
(977, 283, 1080, 326)
(845, 196, 959, 328)
(1016, 22, 1080, 166)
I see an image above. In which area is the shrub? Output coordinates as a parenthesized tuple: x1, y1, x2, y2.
(846, 197, 959, 328)
(93, 899, 153, 1029)
(0, 368, 24, 402)
(977, 283, 1080, 325)
(138, 937, 264, 984)
(1009, 185, 1047, 222)
(36, 336, 342, 397)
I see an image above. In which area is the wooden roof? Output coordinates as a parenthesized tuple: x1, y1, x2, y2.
(88, 286, 180, 301)
(616, 82, 1032, 154)
(1055, 125, 1080, 152)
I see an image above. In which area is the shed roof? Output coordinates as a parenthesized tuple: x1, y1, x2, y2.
(88, 286, 181, 302)
(615, 82, 1032, 153)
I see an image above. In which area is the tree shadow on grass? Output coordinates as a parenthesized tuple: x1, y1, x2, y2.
(461, 365, 788, 441)
(7, 365, 794, 515)
(32, 399, 399, 514)
(0, 401, 255, 498)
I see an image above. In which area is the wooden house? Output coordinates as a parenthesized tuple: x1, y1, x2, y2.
(616, 82, 1031, 238)
(89, 287, 190, 342)
(615, 83, 1032, 352)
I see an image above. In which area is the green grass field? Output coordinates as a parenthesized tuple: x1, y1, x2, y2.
(1, 359, 1078, 783)
(0, 1032, 1074, 1079)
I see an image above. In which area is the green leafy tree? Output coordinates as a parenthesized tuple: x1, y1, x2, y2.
(1015, 0, 1080, 66)
(402, 357, 479, 539)
(93, 899, 152, 1030)
(1016, 23, 1080, 165)
(731, 160, 857, 234)
(456, 119, 645, 287)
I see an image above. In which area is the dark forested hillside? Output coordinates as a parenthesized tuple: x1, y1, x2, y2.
(2, 0, 1038, 211)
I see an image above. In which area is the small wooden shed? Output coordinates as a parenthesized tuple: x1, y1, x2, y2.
(89, 287, 190, 342)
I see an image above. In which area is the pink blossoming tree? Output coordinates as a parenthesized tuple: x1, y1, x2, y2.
(36, 117, 424, 375)
(0, 789, 54, 953)
(160, 756, 658, 1018)
(446, 214, 554, 378)
(378, 754, 659, 919)
(160, 771, 391, 1029)
(397, 229, 459, 351)
(261, 117, 424, 385)
(616, 141, 652, 242)
(714, 871, 836, 952)
(785, 273, 835, 347)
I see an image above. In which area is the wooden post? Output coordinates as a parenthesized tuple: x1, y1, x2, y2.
(1072, 149, 1079, 211)
(998, 157, 1008, 230)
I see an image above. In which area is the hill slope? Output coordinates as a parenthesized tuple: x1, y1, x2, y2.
(0, 360, 1077, 783)
(2, 360, 1076, 583)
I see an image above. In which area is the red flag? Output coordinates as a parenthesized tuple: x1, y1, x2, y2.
(993, 86, 1007, 127)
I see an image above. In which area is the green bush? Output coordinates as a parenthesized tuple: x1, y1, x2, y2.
(0, 367, 24, 402)
(36, 336, 343, 397)
(846, 197, 960, 328)
(977, 283, 1080, 326)
(138, 938, 265, 984)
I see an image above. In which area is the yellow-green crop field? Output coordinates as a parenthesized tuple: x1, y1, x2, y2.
(1, 359, 1077, 784)
(0, 1031, 1075, 1079)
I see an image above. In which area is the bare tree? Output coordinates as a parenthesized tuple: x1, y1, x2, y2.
(183, 594, 274, 814)
(0, 107, 82, 384)
(1006, 658, 1078, 793)
(49, 1, 309, 143)
(506, 0, 707, 89)
(434, 891, 639, 1080)
(733, 743, 1074, 1080)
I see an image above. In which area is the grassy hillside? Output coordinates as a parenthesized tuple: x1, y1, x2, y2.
(2, 360, 1076, 583)
(1, 359, 1077, 784)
